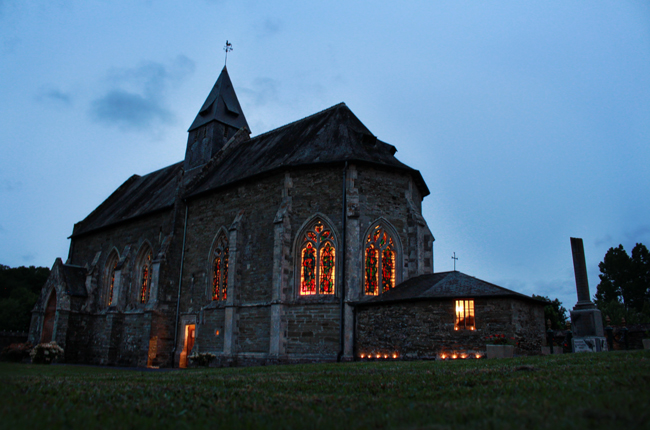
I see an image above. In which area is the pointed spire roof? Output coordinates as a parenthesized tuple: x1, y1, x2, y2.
(188, 66, 249, 132)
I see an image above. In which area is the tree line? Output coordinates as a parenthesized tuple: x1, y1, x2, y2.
(594, 243, 650, 325)
(0, 265, 50, 332)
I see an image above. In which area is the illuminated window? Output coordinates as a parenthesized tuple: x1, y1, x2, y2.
(105, 252, 119, 307)
(138, 248, 153, 304)
(212, 232, 229, 301)
(454, 299, 475, 330)
(300, 220, 336, 295)
(364, 225, 396, 295)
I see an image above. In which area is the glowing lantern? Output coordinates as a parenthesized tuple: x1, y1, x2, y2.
(392, 353, 397, 359)
(452, 354, 457, 359)
(360, 353, 365, 359)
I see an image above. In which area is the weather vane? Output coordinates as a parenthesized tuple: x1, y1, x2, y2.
(452, 252, 458, 271)
(224, 40, 233, 66)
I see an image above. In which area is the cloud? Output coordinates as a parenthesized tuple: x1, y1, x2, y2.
(1, 179, 22, 192)
(91, 90, 173, 130)
(594, 234, 613, 248)
(21, 253, 35, 263)
(624, 225, 650, 245)
(241, 77, 280, 107)
(256, 17, 282, 39)
(36, 86, 73, 105)
(90, 55, 195, 131)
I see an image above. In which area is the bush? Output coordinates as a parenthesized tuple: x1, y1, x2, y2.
(189, 352, 216, 367)
(30, 342, 64, 364)
(0, 342, 32, 362)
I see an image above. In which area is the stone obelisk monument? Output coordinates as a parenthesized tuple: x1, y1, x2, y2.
(569, 237, 606, 352)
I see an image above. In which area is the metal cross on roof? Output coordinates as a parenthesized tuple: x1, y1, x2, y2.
(452, 252, 458, 271)
(224, 40, 233, 65)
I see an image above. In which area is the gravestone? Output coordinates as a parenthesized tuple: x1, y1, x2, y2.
(569, 238, 606, 352)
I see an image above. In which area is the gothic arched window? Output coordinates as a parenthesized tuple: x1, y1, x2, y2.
(212, 233, 229, 301)
(364, 225, 396, 295)
(105, 252, 119, 306)
(299, 220, 336, 296)
(137, 247, 153, 304)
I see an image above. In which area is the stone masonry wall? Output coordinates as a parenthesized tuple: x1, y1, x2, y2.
(285, 304, 340, 357)
(236, 306, 271, 354)
(356, 298, 545, 359)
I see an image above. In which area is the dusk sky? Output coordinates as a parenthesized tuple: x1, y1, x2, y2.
(1, 1, 649, 311)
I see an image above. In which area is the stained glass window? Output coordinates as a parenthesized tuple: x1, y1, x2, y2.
(139, 250, 152, 304)
(364, 225, 397, 295)
(300, 220, 336, 295)
(454, 299, 475, 330)
(212, 233, 229, 301)
(106, 253, 118, 307)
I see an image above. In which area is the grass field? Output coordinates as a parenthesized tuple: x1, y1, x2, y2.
(1, 351, 649, 430)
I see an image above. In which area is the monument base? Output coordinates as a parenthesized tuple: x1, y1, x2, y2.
(572, 336, 607, 353)
(570, 308, 604, 337)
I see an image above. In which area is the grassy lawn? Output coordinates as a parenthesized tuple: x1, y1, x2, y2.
(1, 351, 649, 430)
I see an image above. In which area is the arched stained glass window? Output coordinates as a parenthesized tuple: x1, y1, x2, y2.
(139, 250, 152, 304)
(364, 225, 396, 295)
(300, 220, 336, 296)
(105, 252, 119, 306)
(212, 233, 229, 301)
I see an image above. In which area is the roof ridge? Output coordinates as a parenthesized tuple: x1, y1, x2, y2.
(249, 102, 347, 141)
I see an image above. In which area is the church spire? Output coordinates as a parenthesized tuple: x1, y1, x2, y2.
(185, 66, 249, 171)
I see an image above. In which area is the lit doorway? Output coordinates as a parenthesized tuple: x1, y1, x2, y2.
(179, 324, 195, 368)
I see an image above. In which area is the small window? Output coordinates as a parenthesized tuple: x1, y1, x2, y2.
(105, 252, 119, 307)
(139, 250, 152, 304)
(455, 299, 475, 330)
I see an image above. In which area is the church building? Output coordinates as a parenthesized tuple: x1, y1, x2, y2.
(29, 67, 545, 367)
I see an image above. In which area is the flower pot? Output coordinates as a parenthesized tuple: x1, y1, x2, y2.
(643, 339, 650, 350)
(486, 344, 514, 359)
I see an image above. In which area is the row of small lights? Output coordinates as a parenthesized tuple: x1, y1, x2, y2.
(359, 352, 399, 359)
(440, 352, 482, 360)
(358, 352, 483, 360)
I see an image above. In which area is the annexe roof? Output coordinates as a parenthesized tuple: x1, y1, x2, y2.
(185, 102, 429, 199)
(71, 162, 183, 238)
(356, 271, 544, 307)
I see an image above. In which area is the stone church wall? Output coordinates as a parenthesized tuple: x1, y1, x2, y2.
(355, 298, 544, 359)
(284, 303, 340, 357)
(62, 208, 178, 366)
(236, 307, 272, 353)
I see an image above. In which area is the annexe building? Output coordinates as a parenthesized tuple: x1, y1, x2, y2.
(29, 67, 545, 367)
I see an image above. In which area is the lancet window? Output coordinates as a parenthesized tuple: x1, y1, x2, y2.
(299, 220, 336, 296)
(212, 233, 229, 301)
(105, 252, 119, 306)
(138, 248, 153, 304)
(364, 225, 397, 295)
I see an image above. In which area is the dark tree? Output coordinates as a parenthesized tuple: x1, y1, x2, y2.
(594, 243, 650, 323)
(532, 295, 568, 330)
(0, 265, 50, 331)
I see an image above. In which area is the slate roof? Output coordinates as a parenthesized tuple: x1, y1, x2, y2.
(185, 102, 429, 199)
(356, 271, 544, 307)
(188, 66, 249, 132)
(71, 162, 183, 237)
(70, 70, 429, 236)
